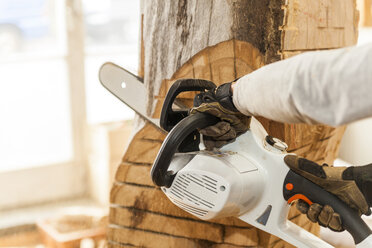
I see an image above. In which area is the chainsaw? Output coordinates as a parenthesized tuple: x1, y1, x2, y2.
(99, 62, 372, 248)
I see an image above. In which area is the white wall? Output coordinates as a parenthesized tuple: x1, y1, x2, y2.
(339, 118, 372, 165)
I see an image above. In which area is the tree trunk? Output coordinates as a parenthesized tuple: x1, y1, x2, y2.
(108, 1, 358, 247)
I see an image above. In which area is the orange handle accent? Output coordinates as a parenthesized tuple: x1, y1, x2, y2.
(287, 194, 313, 206)
(285, 183, 294, 191)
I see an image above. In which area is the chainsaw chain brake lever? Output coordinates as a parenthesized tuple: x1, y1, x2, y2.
(283, 170, 372, 245)
(160, 79, 216, 131)
(152, 78, 219, 187)
(152, 112, 219, 187)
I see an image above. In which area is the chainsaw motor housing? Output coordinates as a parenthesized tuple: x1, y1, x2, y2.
(162, 150, 264, 220)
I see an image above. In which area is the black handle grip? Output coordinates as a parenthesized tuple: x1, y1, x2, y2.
(151, 112, 219, 187)
(160, 79, 216, 131)
(283, 170, 372, 244)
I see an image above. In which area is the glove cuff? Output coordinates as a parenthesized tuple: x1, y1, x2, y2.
(215, 82, 239, 112)
(343, 165, 372, 210)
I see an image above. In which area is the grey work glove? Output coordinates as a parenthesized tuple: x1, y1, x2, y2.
(190, 82, 251, 150)
(285, 155, 372, 232)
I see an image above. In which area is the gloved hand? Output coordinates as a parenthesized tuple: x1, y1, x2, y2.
(190, 82, 251, 150)
(296, 200, 344, 232)
(284, 155, 372, 231)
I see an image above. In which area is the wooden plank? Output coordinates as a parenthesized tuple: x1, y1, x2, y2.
(109, 207, 223, 242)
(108, 242, 135, 248)
(360, 0, 372, 26)
(281, 51, 302, 59)
(283, 124, 337, 151)
(115, 163, 153, 186)
(133, 123, 166, 141)
(171, 61, 195, 80)
(110, 183, 250, 228)
(108, 226, 250, 248)
(110, 184, 207, 221)
(223, 226, 259, 246)
(208, 40, 236, 85)
(281, 0, 357, 51)
(191, 49, 213, 80)
(108, 226, 203, 248)
(0, 225, 41, 247)
(271, 239, 295, 248)
(234, 40, 264, 78)
(122, 139, 162, 165)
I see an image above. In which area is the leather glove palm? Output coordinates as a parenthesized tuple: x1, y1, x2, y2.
(285, 155, 372, 232)
(190, 82, 250, 150)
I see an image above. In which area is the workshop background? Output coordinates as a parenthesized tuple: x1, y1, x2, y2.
(0, 0, 371, 248)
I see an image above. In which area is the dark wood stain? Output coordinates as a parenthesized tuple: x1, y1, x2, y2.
(231, 0, 284, 64)
(130, 192, 147, 227)
(194, 239, 216, 248)
(177, 0, 190, 45)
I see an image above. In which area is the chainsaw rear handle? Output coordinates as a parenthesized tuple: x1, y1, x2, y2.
(151, 112, 219, 187)
(283, 170, 372, 244)
(160, 79, 216, 131)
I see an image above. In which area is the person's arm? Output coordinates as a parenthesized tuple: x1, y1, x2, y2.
(232, 43, 372, 126)
(190, 44, 372, 232)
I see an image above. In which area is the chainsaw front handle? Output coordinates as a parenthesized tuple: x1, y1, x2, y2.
(151, 112, 219, 187)
(152, 79, 218, 187)
(160, 78, 216, 131)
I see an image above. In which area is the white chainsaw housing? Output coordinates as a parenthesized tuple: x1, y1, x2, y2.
(163, 151, 263, 220)
(161, 117, 372, 248)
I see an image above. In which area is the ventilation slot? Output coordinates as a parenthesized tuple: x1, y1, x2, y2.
(202, 175, 217, 185)
(183, 173, 219, 194)
(200, 199, 214, 208)
(169, 175, 217, 209)
(171, 197, 208, 217)
(170, 189, 183, 200)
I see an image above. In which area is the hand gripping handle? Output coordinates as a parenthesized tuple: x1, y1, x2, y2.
(151, 112, 219, 187)
(283, 170, 372, 244)
(160, 79, 216, 131)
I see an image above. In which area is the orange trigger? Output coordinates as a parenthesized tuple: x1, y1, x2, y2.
(287, 194, 313, 206)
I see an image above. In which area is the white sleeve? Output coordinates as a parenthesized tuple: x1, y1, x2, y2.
(232, 43, 372, 126)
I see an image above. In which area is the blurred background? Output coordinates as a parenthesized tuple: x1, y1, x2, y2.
(0, 0, 371, 247)
(0, 0, 138, 247)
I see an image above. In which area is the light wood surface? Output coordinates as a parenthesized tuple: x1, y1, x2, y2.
(358, 0, 372, 26)
(108, 1, 359, 247)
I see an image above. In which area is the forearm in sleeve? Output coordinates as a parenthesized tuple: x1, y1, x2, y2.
(232, 43, 372, 126)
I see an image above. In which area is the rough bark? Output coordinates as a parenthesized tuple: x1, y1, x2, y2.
(108, 0, 358, 247)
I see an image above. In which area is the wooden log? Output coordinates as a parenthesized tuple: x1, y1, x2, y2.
(223, 227, 259, 247)
(115, 162, 152, 186)
(109, 0, 359, 247)
(108, 226, 254, 248)
(110, 183, 251, 228)
(362, 0, 372, 26)
(109, 208, 224, 242)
